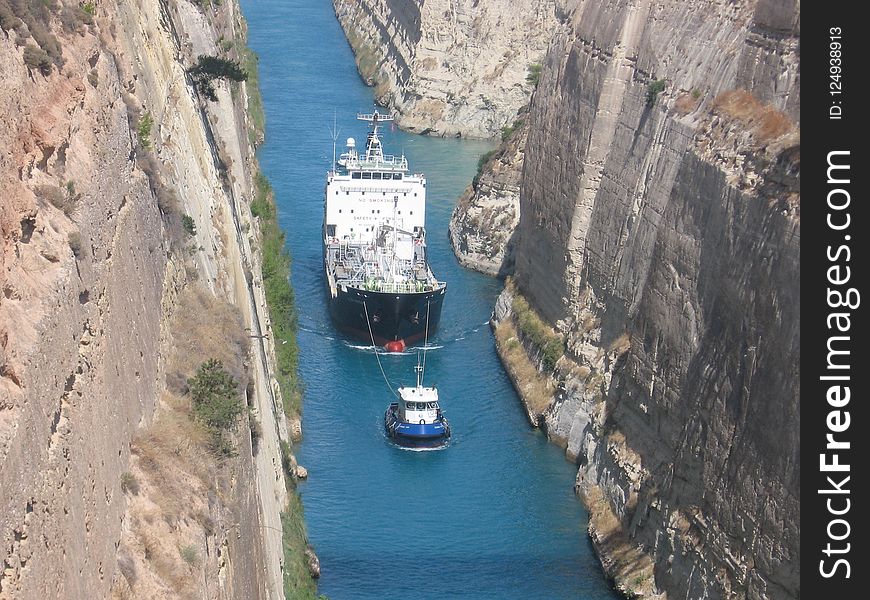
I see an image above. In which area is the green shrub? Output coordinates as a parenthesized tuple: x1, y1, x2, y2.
(472, 149, 496, 189)
(646, 79, 666, 107)
(120, 472, 139, 495)
(34, 184, 77, 216)
(281, 497, 318, 599)
(137, 112, 154, 149)
(239, 46, 265, 142)
(189, 359, 244, 431)
(179, 545, 199, 565)
(182, 214, 197, 236)
(251, 171, 302, 416)
(500, 119, 524, 142)
(23, 44, 52, 76)
(526, 63, 543, 87)
(188, 54, 248, 101)
(512, 294, 565, 372)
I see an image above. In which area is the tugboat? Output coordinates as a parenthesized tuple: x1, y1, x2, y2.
(323, 111, 446, 352)
(385, 355, 450, 448)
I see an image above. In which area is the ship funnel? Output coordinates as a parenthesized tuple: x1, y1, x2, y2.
(346, 137, 356, 148)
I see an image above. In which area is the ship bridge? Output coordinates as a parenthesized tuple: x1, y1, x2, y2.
(325, 110, 426, 245)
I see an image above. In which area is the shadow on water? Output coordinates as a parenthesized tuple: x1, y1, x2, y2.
(241, 0, 622, 597)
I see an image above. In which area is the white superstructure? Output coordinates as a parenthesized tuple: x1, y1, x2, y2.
(324, 112, 426, 246)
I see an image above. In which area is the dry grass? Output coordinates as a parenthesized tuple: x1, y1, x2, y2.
(674, 91, 701, 115)
(495, 319, 556, 419)
(34, 184, 77, 216)
(583, 486, 658, 598)
(167, 286, 250, 392)
(131, 402, 214, 519)
(711, 89, 793, 143)
(608, 332, 631, 355)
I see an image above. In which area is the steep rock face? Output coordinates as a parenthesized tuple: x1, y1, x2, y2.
(502, 0, 799, 599)
(1, 2, 292, 598)
(1, 18, 167, 598)
(448, 119, 526, 276)
(333, 0, 562, 137)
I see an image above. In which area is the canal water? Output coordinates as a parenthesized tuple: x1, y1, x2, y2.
(242, 0, 621, 598)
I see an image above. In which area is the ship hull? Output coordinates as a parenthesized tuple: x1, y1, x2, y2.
(327, 283, 445, 346)
(384, 404, 450, 448)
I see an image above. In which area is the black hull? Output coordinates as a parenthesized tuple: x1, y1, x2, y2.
(327, 284, 445, 345)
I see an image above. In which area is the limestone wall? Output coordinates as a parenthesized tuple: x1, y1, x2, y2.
(503, 0, 800, 598)
(1, 1, 290, 597)
(333, 0, 563, 137)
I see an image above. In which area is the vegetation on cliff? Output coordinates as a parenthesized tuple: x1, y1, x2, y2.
(188, 54, 249, 101)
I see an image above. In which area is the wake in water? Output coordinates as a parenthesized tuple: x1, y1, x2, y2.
(344, 343, 444, 354)
(381, 430, 451, 452)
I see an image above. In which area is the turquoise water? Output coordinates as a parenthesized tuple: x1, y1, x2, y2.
(242, 0, 621, 597)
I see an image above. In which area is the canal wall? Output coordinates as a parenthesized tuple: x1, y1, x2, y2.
(492, 1, 801, 599)
(332, 0, 563, 138)
(0, 1, 303, 597)
(338, 0, 801, 598)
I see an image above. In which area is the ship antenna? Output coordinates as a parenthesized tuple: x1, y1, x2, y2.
(330, 111, 340, 171)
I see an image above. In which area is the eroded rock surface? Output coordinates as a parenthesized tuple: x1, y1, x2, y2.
(1, 2, 293, 598)
(333, 0, 563, 138)
(486, 0, 799, 598)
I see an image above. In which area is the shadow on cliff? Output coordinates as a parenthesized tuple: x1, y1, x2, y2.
(495, 227, 520, 279)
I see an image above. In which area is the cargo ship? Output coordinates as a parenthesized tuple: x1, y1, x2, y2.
(323, 111, 446, 351)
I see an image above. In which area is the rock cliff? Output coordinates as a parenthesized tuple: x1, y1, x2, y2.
(448, 116, 526, 276)
(488, 0, 800, 599)
(1, 1, 304, 598)
(332, 0, 562, 138)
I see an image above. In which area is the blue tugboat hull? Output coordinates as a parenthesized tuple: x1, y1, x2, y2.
(384, 405, 450, 448)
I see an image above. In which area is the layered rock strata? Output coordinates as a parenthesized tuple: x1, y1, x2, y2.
(488, 0, 801, 599)
(448, 118, 527, 276)
(333, 0, 563, 138)
(1, 1, 297, 598)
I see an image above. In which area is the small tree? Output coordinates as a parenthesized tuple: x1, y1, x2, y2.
(526, 63, 543, 87)
(646, 79, 666, 107)
(188, 55, 248, 101)
(189, 359, 244, 431)
(23, 45, 53, 76)
(137, 113, 154, 149)
(182, 214, 197, 236)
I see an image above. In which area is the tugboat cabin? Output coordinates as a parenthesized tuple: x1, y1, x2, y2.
(397, 386, 442, 424)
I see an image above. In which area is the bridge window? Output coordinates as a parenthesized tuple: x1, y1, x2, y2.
(392, 173, 402, 180)
(362, 172, 371, 179)
(372, 172, 382, 180)
(352, 172, 361, 179)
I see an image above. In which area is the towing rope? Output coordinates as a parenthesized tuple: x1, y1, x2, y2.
(421, 299, 431, 381)
(363, 300, 399, 399)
